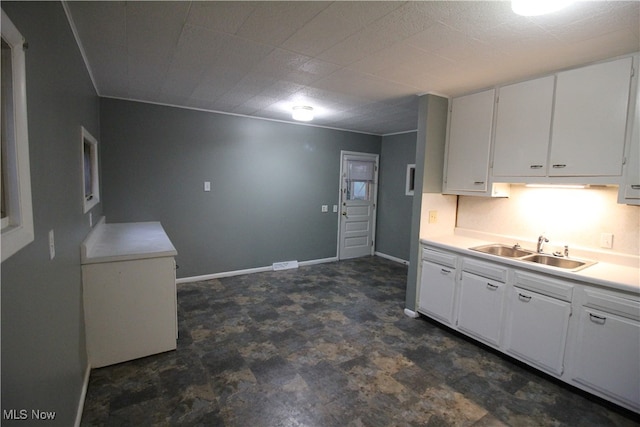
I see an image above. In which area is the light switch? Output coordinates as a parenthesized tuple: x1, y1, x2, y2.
(321, 205, 328, 213)
(204, 181, 211, 192)
(333, 205, 338, 213)
(49, 229, 55, 260)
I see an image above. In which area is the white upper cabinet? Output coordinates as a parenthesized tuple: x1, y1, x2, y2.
(619, 81, 639, 205)
(444, 89, 509, 197)
(550, 57, 633, 177)
(493, 76, 555, 177)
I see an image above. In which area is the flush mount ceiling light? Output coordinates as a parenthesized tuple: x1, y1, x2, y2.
(292, 105, 314, 122)
(511, 0, 574, 16)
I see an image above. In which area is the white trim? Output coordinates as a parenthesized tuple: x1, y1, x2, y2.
(74, 364, 91, 427)
(61, 1, 99, 95)
(81, 127, 100, 213)
(405, 163, 416, 196)
(404, 308, 420, 318)
(382, 129, 418, 137)
(374, 251, 409, 266)
(176, 257, 338, 284)
(1, 9, 34, 262)
(100, 96, 384, 137)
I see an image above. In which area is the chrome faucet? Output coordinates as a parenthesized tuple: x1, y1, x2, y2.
(537, 235, 549, 253)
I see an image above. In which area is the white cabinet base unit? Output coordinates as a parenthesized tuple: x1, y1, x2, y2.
(457, 259, 508, 346)
(81, 220, 178, 368)
(417, 248, 458, 325)
(417, 242, 640, 413)
(504, 271, 573, 376)
(569, 289, 640, 411)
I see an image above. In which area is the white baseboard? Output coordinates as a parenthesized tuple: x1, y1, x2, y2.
(374, 251, 409, 266)
(74, 364, 91, 427)
(404, 308, 420, 318)
(176, 257, 338, 284)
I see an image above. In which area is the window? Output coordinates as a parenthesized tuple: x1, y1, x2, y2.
(81, 127, 100, 213)
(406, 164, 416, 196)
(1, 9, 33, 262)
(345, 159, 375, 201)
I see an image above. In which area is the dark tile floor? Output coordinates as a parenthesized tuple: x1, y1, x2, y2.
(81, 256, 639, 426)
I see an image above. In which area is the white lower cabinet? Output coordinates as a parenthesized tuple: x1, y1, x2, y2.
(457, 272, 505, 346)
(417, 249, 458, 325)
(568, 289, 640, 412)
(417, 244, 640, 413)
(504, 287, 571, 375)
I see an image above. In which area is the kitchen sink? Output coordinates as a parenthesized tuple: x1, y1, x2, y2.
(521, 254, 596, 271)
(470, 243, 597, 272)
(470, 244, 534, 258)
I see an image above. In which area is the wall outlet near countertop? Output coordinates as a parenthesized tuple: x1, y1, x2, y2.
(600, 233, 613, 249)
(428, 210, 438, 224)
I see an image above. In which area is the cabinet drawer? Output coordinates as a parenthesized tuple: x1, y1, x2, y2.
(422, 247, 456, 268)
(514, 271, 573, 302)
(583, 289, 640, 321)
(462, 258, 508, 282)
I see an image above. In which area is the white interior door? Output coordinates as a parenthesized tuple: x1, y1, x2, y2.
(338, 151, 378, 260)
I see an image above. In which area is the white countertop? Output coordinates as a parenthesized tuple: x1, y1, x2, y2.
(421, 231, 639, 295)
(81, 220, 177, 264)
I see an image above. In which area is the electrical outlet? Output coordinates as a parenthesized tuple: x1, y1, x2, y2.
(321, 205, 328, 213)
(48, 229, 55, 260)
(428, 210, 438, 224)
(600, 233, 613, 249)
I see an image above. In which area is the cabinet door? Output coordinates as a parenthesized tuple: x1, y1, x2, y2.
(444, 89, 495, 193)
(493, 76, 554, 177)
(418, 260, 457, 325)
(550, 57, 632, 176)
(504, 287, 571, 375)
(620, 83, 640, 204)
(457, 272, 505, 346)
(571, 307, 640, 410)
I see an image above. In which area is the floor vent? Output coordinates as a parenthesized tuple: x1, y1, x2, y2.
(272, 260, 299, 271)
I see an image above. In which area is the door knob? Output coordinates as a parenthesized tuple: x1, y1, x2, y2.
(342, 212, 347, 216)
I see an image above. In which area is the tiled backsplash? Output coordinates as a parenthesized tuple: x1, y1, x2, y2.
(456, 185, 640, 256)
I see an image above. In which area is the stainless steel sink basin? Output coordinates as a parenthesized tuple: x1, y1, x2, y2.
(470, 243, 596, 272)
(521, 254, 596, 271)
(471, 244, 534, 258)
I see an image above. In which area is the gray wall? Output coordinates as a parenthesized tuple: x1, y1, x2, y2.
(376, 132, 417, 261)
(406, 94, 449, 310)
(1, 2, 100, 425)
(100, 99, 381, 278)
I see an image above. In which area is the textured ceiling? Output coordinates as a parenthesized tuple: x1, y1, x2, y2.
(65, 1, 640, 135)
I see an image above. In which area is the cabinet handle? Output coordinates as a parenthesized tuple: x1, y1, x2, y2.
(440, 268, 451, 274)
(552, 164, 567, 168)
(631, 185, 640, 190)
(486, 283, 499, 290)
(473, 181, 485, 185)
(518, 293, 532, 302)
(589, 313, 606, 325)
(529, 164, 543, 169)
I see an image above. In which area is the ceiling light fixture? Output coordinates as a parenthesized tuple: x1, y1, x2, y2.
(511, 0, 574, 16)
(292, 105, 314, 122)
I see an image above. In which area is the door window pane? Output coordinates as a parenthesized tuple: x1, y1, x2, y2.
(347, 180, 370, 201)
